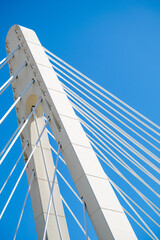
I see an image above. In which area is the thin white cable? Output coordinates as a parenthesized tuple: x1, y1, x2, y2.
(50, 144, 66, 165)
(44, 47, 160, 130)
(50, 144, 82, 202)
(85, 129, 160, 198)
(0, 117, 49, 219)
(111, 181, 158, 240)
(96, 151, 160, 219)
(82, 119, 160, 197)
(42, 142, 61, 240)
(0, 45, 20, 69)
(63, 83, 159, 151)
(72, 100, 160, 171)
(49, 143, 85, 205)
(0, 119, 24, 157)
(58, 164, 159, 232)
(47, 129, 66, 165)
(61, 196, 91, 239)
(122, 208, 156, 240)
(66, 91, 160, 163)
(48, 130, 160, 220)
(57, 142, 160, 235)
(110, 180, 160, 228)
(0, 142, 29, 193)
(80, 118, 160, 185)
(13, 170, 35, 240)
(48, 131, 160, 231)
(1, 98, 20, 125)
(33, 112, 62, 240)
(47, 129, 55, 140)
(0, 62, 27, 95)
(94, 149, 160, 215)
(0, 98, 42, 165)
(57, 72, 160, 145)
(0, 79, 34, 124)
(56, 169, 82, 203)
(72, 102, 160, 173)
(96, 148, 160, 216)
(65, 85, 160, 163)
(124, 208, 156, 240)
(50, 61, 160, 136)
(48, 136, 91, 237)
(95, 147, 159, 216)
(0, 119, 25, 161)
(89, 139, 160, 215)
(141, 194, 160, 213)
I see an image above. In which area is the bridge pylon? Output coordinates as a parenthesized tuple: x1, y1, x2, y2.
(6, 24, 137, 240)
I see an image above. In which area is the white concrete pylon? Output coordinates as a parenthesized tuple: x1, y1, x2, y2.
(6, 25, 70, 240)
(6, 24, 137, 240)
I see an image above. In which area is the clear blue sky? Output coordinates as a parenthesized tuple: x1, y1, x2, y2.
(0, 0, 159, 239)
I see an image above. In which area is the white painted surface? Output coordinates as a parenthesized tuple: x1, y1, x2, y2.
(6, 25, 70, 240)
(6, 24, 137, 240)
